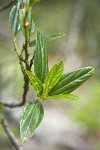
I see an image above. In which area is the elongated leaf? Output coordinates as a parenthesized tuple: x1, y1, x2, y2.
(28, 9, 35, 36)
(29, 32, 65, 47)
(44, 32, 65, 41)
(49, 67, 94, 95)
(48, 94, 78, 100)
(43, 61, 64, 99)
(26, 70, 43, 95)
(34, 30, 48, 83)
(19, 8, 25, 35)
(19, 8, 35, 36)
(20, 100, 44, 142)
(9, 2, 22, 36)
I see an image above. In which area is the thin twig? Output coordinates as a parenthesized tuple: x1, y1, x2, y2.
(13, 38, 25, 76)
(0, 0, 16, 11)
(1, 12, 31, 108)
(1, 117, 24, 150)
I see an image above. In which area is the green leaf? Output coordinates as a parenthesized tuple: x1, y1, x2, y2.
(29, 40, 36, 47)
(9, 2, 22, 36)
(34, 30, 48, 83)
(44, 32, 65, 41)
(26, 70, 43, 95)
(43, 61, 64, 99)
(27, 9, 35, 36)
(48, 94, 78, 100)
(49, 67, 94, 95)
(19, 8, 25, 35)
(19, 8, 35, 36)
(20, 100, 44, 142)
(29, 32, 65, 47)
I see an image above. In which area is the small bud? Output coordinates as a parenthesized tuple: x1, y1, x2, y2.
(25, 22, 29, 27)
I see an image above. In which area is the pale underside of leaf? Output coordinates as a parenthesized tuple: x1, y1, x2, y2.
(49, 67, 94, 95)
(9, 2, 21, 35)
(20, 100, 44, 142)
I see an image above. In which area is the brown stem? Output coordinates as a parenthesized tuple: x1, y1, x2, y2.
(30, 54, 34, 69)
(1, 118, 24, 150)
(24, 16, 30, 71)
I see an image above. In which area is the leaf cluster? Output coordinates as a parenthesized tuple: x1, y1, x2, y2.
(8, 0, 94, 143)
(26, 30, 94, 101)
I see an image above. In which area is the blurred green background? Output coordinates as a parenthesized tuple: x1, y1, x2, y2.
(0, 0, 100, 150)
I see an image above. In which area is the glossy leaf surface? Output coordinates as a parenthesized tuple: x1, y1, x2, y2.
(9, 2, 21, 36)
(26, 71, 43, 95)
(20, 100, 44, 142)
(43, 61, 64, 99)
(34, 30, 48, 83)
(49, 67, 94, 95)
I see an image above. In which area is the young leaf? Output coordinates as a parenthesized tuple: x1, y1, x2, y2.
(48, 94, 78, 100)
(19, 8, 35, 36)
(28, 9, 35, 36)
(9, 2, 22, 36)
(26, 70, 43, 95)
(20, 100, 44, 142)
(34, 30, 48, 83)
(29, 32, 65, 47)
(49, 67, 94, 95)
(19, 8, 25, 35)
(43, 61, 64, 99)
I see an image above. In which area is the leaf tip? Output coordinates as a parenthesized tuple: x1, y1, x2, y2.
(86, 66, 94, 75)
